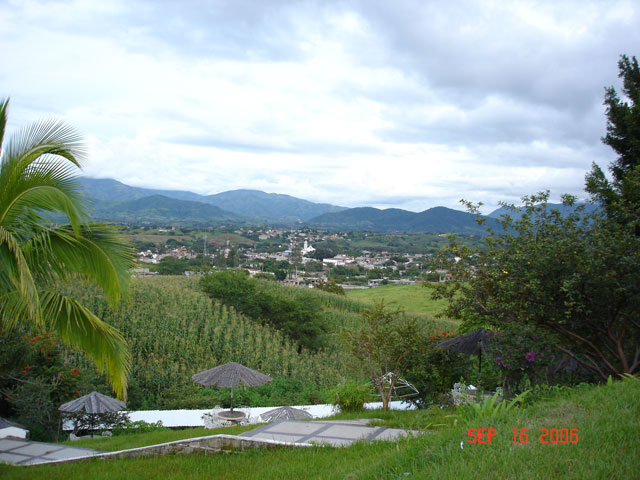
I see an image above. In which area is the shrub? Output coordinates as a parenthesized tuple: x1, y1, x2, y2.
(330, 381, 372, 412)
(112, 420, 165, 436)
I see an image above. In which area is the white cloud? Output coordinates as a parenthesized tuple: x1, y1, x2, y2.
(1, 0, 637, 214)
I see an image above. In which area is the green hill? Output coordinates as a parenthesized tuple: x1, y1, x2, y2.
(90, 195, 245, 226)
(307, 206, 497, 234)
(204, 189, 347, 222)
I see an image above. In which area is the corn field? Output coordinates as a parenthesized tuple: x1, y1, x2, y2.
(69, 276, 358, 406)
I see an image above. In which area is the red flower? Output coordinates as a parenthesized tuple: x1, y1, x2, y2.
(71, 369, 80, 376)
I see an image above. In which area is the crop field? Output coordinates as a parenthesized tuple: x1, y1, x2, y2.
(70, 277, 358, 408)
(65, 276, 456, 410)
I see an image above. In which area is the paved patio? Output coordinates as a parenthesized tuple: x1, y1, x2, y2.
(0, 437, 100, 465)
(1, 419, 417, 465)
(239, 418, 414, 446)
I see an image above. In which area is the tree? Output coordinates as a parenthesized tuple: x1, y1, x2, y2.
(155, 256, 188, 275)
(343, 302, 427, 409)
(586, 55, 640, 226)
(0, 98, 133, 399)
(430, 193, 640, 381)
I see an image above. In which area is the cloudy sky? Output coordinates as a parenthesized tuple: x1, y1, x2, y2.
(1, 0, 638, 213)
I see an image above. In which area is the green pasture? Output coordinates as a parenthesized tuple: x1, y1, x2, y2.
(346, 283, 453, 319)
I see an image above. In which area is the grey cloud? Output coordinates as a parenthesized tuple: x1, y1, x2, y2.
(167, 133, 382, 155)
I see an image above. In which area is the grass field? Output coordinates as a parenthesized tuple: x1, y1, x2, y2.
(2, 378, 637, 479)
(346, 283, 452, 319)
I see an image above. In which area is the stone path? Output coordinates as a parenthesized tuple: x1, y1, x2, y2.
(239, 418, 414, 446)
(0, 437, 100, 465)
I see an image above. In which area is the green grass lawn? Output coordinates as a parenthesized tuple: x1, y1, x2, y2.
(346, 283, 453, 319)
(3, 378, 637, 479)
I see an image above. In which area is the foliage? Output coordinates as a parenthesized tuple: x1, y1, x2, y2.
(112, 419, 164, 436)
(454, 390, 529, 421)
(200, 270, 328, 351)
(431, 192, 640, 380)
(343, 301, 428, 409)
(314, 279, 345, 296)
(484, 325, 557, 394)
(586, 54, 640, 222)
(0, 331, 106, 441)
(329, 380, 372, 412)
(154, 256, 190, 275)
(0, 98, 133, 399)
(403, 328, 475, 407)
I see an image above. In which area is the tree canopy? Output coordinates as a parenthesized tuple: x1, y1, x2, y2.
(431, 193, 639, 380)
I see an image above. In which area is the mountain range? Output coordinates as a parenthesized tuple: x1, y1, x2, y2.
(78, 177, 496, 233)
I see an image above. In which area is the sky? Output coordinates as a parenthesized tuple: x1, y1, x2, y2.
(1, 0, 638, 213)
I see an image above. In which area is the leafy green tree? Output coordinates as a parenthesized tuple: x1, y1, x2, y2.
(343, 302, 427, 409)
(200, 271, 327, 350)
(586, 55, 640, 226)
(315, 279, 345, 296)
(431, 193, 640, 380)
(154, 256, 189, 275)
(0, 98, 132, 399)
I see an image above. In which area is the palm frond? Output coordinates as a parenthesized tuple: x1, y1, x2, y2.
(40, 291, 130, 400)
(0, 97, 8, 150)
(3, 117, 85, 172)
(24, 224, 134, 305)
(0, 227, 39, 324)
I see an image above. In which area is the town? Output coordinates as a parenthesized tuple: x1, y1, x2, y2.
(130, 225, 460, 287)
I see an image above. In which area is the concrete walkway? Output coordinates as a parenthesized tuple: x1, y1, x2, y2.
(239, 419, 414, 446)
(1, 419, 417, 465)
(0, 437, 100, 465)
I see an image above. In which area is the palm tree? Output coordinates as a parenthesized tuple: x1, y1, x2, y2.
(0, 98, 132, 399)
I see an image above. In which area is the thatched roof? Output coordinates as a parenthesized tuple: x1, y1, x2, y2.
(436, 329, 490, 355)
(260, 406, 312, 422)
(58, 391, 126, 414)
(192, 362, 272, 388)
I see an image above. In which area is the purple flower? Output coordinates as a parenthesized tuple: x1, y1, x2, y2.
(525, 351, 536, 362)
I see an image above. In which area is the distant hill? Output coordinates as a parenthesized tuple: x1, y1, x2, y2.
(307, 206, 496, 234)
(204, 189, 348, 223)
(488, 202, 599, 220)
(79, 178, 347, 223)
(79, 178, 204, 203)
(90, 195, 244, 226)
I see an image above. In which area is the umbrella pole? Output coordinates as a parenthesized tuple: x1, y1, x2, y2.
(230, 387, 234, 412)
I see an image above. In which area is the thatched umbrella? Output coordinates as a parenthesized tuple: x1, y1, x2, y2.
(260, 406, 312, 422)
(192, 362, 272, 412)
(436, 329, 491, 373)
(59, 391, 126, 433)
(59, 391, 126, 414)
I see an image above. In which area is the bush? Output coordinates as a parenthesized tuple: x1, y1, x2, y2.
(330, 381, 372, 412)
(112, 420, 165, 436)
